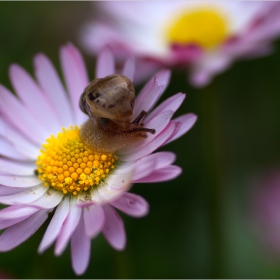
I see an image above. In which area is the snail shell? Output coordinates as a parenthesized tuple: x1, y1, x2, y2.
(79, 74, 135, 123)
(79, 74, 155, 153)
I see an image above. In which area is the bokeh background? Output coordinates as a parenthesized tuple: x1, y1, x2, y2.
(1, 1, 280, 279)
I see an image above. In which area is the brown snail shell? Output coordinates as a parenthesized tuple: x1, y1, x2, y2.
(79, 74, 155, 153)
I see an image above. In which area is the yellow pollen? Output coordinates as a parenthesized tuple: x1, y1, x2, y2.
(166, 8, 228, 48)
(36, 126, 118, 195)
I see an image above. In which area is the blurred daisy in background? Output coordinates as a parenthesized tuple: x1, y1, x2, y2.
(250, 168, 280, 259)
(0, 44, 196, 275)
(80, 1, 280, 86)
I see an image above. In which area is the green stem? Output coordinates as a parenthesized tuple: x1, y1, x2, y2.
(196, 82, 229, 278)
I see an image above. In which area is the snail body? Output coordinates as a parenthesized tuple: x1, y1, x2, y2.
(79, 74, 155, 153)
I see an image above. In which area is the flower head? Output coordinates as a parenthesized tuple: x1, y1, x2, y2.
(0, 44, 197, 275)
(250, 168, 280, 258)
(81, 1, 280, 86)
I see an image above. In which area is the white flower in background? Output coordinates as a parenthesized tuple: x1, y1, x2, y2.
(81, 1, 280, 86)
(0, 44, 197, 275)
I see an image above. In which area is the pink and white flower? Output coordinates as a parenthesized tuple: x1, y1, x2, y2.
(0, 43, 196, 275)
(250, 168, 280, 258)
(81, 1, 280, 86)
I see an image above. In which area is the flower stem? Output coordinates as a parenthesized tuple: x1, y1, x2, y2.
(196, 82, 229, 278)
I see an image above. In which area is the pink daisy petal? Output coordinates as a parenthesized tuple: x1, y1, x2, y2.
(28, 188, 64, 209)
(0, 205, 38, 220)
(166, 113, 197, 144)
(9, 64, 60, 134)
(0, 215, 34, 231)
(141, 69, 171, 94)
(145, 92, 186, 123)
(0, 158, 36, 176)
(110, 162, 135, 175)
(71, 214, 91, 276)
(34, 53, 74, 127)
(122, 56, 135, 82)
(102, 204, 126, 250)
(60, 43, 89, 125)
(0, 84, 49, 145)
(55, 197, 82, 256)
(0, 117, 6, 136)
(0, 175, 41, 188)
(133, 79, 164, 120)
(83, 204, 105, 238)
(0, 119, 40, 160)
(0, 209, 49, 252)
(90, 166, 134, 204)
(131, 156, 156, 181)
(135, 165, 182, 183)
(120, 121, 176, 161)
(38, 196, 70, 253)
(163, 121, 182, 145)
(152, 151, 176, 169)
(110, 192, 149, 217)
(0, 185, 47, 205)
(132, 151, 176, 182)
(96, 47, 116, 78)
(0, 187, 25, 196)
(0, 137, 28, 160)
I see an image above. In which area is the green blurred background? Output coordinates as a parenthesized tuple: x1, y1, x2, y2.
(1, 2, 280, 278)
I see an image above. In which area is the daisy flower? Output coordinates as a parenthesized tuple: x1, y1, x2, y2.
(81, 1, 280, 86)
(251, 168, 280, 257)
(0, 43, 197, 275)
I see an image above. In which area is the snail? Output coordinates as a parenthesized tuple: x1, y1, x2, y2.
(79, 74, 156, 153)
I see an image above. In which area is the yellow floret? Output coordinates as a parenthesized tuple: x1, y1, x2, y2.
(36, 126, 117, 195)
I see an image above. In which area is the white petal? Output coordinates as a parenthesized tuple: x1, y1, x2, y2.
(0, 185, 47, 205)
(9, 64, 60, 134)
(102, 204, 126, 250)
(166, 113, 197, 144)
(131, 152, 175, 182)
(0, 137, 27, 160)
(110, 192, 149, 217)
(71, 214, 91, 276)
(0, 209, 49, 252)
(96, 47, 115, 78)
(90, 167, 134, 204)
(55, 197, 82, 256)
(0, 186, 25, 196)
(83, 204, 105, 238)
(133, 79, 164, 120)
(0, 175, 41, 188)
(60, 43, 89, 125)
(38, 196, 69, 253)
(34, 53, 74, 127)
(145, 92, 186, 123)
(131, 156, 155, 181)
(0, 158, 36, 176)
(0, 205, 38, 220)
(28, 188, 64, 209)
(122, 56, 135, 82)
(0, 119, 40, 160)
(141, 69, 171, 94)
(160, 151, 177, 167)
(0, 84, 49, 145)
(163, 121, 182, 145)
(0, 215, 32, 230)
(135, 165, 182, 183)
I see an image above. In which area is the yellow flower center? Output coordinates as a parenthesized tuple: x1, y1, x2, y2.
(166, 8, 229, 48)
(36, 126, 117, 195)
